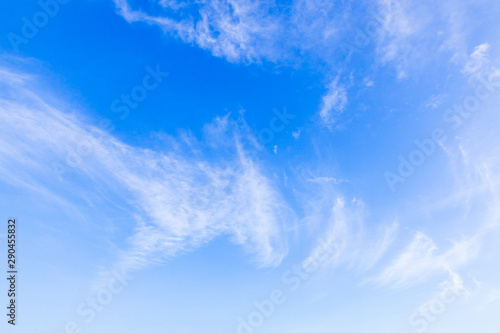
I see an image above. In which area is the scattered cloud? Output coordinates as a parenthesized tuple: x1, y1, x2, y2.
(373, 232, 479, 288)
(376, 0, 471, 77)
(113, 0, 335, 64)
(111, 0, 362, 69)
(292, 128, 302, 139)
(319, 78, 348, 126)
(424, 94, 447, 109)
(299, 177, 397, 274)
(463, 43, 492, 78)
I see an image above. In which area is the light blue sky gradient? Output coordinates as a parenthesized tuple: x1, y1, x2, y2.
(1, 0, 500, 332)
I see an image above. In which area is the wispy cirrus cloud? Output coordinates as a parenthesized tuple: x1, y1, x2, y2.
(0, 60, 293, 277)
(112, 0, 354, 65)
(292, 173, 399, 275)
(372, 89, 500, 290)
(111, 0, 355, 125)
(113, 0, 286, 63)
(304, 196, 398, 273)
(375, 0, 473, 77)
(372, 232, 479, 288)
(318, 77, 348, 126)
(462, 43, 496, 78)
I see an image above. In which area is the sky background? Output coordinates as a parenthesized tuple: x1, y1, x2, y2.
(1, 0, 500, 332)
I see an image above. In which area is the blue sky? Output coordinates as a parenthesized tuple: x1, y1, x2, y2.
(1, 0, 500, 332)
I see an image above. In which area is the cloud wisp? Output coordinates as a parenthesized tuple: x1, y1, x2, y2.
(0, 61, 293, 278)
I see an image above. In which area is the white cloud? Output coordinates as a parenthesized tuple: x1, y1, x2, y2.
(113, 0, 285, 63)
(292, 128, 302, 139)
(375, 0, 471, 77)
(112, 0, 350, 64)
(355, 221, 399, 271)
(373, 232, 479, 288)
(319, 78, 348, 126)
(463, 43, 492, 78)
(408, 269, 469, 318)
(298, 175, 398, 274)
(424, 94, 447, 109)
(0, 61, 293, 278)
